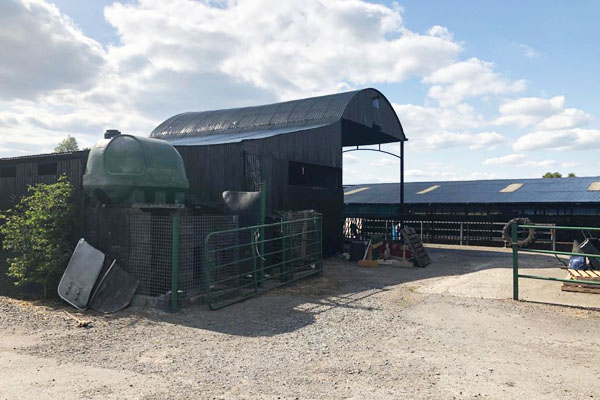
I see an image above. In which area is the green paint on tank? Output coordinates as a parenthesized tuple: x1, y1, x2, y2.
(83, 134, 189, 204)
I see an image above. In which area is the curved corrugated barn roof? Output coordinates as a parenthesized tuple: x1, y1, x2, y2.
(150, 88, 405, 146)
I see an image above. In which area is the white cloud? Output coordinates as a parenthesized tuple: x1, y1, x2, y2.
(404, 168, 498, 182)
(494, 96, 591, 129)
(405, 169, 459, 180)
(424, 58, 526, 106)
(0, 0, 105, 100)
(343, 153, 359, 164)
(393, 102, 509, 152)
(519, 159, 556, 168)
(0, 0, 467, 156)
(484, 153, 555, 168)
(561, 161, 579, 168)
(469, 132, 508, 150)
(418, 131, 507, 151)
(513, 128, 600, 152)
(518, 43, 539, 58)
(370, 158, 397, 167)
(535, 108, 592, 130)
(428, 25, 453, 41)
(484, 154, 526, 165)
(105, 0, 462, 100)
(394, 102, 484, 133)
(494, 96, 564, 127)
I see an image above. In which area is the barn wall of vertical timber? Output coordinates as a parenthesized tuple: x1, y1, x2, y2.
(175, 123, 344, 255)
(0, 151, 89, 210)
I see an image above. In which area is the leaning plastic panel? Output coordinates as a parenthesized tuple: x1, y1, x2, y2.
(57, 238, 105, 310)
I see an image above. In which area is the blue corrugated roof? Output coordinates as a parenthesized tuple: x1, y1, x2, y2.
(344, 177, 600, 204)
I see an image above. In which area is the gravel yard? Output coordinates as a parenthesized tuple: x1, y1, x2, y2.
(1, 245, 599, 399)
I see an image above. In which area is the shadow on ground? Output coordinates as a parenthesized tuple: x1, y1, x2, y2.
(2, 245, 589, 337)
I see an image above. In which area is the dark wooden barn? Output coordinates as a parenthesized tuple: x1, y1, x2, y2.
(0, 88, 406, 257)
(151, 88, 407, 255)
(0, 151, 89, 210)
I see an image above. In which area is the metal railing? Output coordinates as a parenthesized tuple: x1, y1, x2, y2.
(204, 214, 323, 309)
(345, 217, 557, 248)
(512, 223, 600, 300)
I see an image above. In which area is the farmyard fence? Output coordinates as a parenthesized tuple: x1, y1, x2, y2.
(128, 213, 239, 302)
(128, 211, 322, 310)
(512, 223, 600, 301)
(204, 213, 323, 310)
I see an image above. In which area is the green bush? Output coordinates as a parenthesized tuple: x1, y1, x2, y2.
(0, 176, 76, 296)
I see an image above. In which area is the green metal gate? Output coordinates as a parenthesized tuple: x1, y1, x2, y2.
(204, 213, 323, 309)
(512, 222, 600, 300)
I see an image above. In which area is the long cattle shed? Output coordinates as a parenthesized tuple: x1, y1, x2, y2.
(344, 177, 600, 247)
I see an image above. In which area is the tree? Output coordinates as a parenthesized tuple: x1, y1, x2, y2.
(542, 172, 562, 178)
(0, 176, 76, 297)
(568, 172, 577, 178)
(54, 136, 80, 153)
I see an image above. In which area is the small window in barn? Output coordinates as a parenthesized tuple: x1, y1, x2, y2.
(587, 182, 600, 191)
(288, 161, 339, 188)
(38, 162, 57, 176)
(499, 183, 523, 193)
(344, 187, 370, 196)
(0, 165, 16, 178)
(416, 185, 440, 194)
(372, 98, 380, 109)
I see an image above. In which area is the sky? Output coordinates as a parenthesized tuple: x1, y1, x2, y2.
(1, 0, 599, 184)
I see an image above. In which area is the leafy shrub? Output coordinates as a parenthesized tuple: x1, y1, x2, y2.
(0, 176, 76, 296)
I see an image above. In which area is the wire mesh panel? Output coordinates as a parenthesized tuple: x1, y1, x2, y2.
(129, 214, 173, 296)
(205, 212, 323, 309)
(129, 213, 238, 297)
(179, 215, 239, 296)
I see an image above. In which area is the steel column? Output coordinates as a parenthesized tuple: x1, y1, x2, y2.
(171, 215, 181, 311)
(512, 221, 519, 301)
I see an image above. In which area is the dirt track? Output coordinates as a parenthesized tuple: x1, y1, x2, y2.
(1, 245, 599, 399)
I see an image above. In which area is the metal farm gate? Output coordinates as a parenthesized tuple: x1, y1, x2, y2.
(204, 212, 323, 309)
(127, 211, 322, 310)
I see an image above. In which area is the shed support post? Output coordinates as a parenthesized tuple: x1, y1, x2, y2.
(258, 181, 267, 286)
(171, 215, 181, 311)
(512, 221, 519, 301)
(460, 222, 464, 246)
(400, 141, 404, 227)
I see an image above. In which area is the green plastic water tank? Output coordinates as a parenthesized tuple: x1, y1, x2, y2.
(83, 131, 189, 204)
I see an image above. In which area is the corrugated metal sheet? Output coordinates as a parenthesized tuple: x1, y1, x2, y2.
(164, 124, 328, 146)
(150, 88, 405, 146)
(344, 177, 600, 204)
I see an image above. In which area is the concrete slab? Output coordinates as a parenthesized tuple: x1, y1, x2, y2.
(415, 244, 600, 308)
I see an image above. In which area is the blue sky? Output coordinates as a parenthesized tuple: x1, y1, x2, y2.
(1, 0, 599, 183)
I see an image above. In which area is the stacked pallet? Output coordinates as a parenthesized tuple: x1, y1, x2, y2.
(561, 269, 600, 294)
(401, 227, 431, 267)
